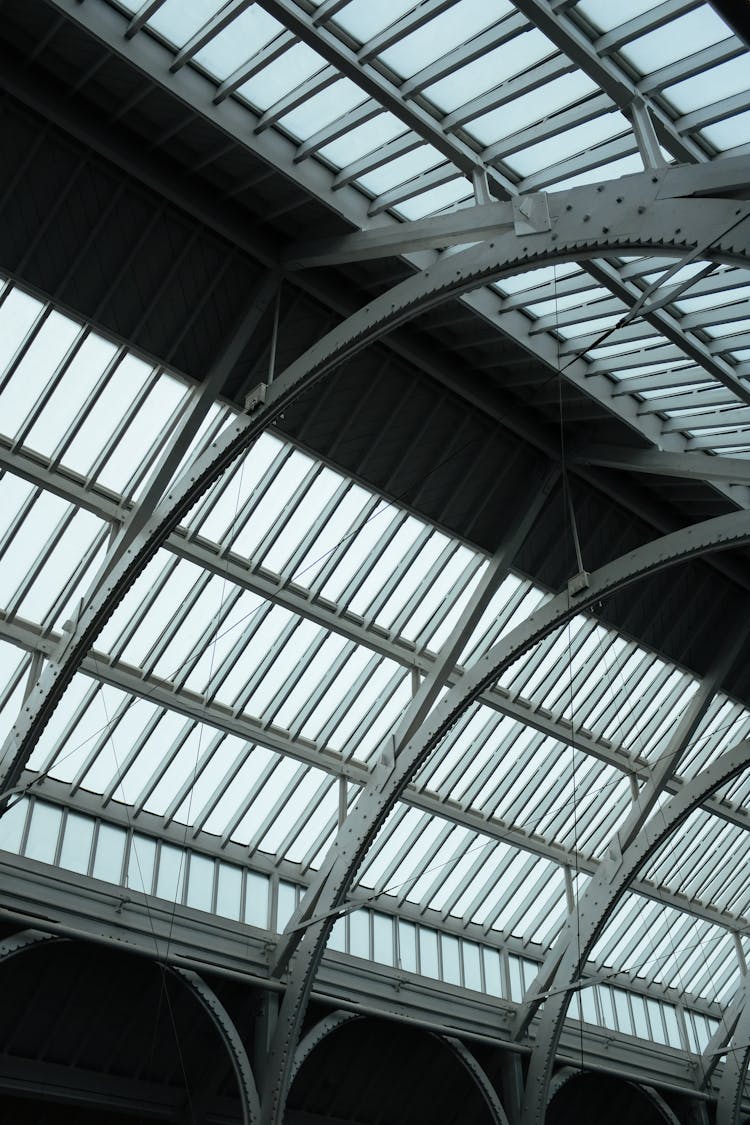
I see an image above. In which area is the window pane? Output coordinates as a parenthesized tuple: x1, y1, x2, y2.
(0, 796, 28, 854)
(441, 934, 461, 985)
(398, 920, 417, 973)
(373, 913, 393, 965)
(349, 909, 370, 958)
(127, 834, 156, 895)
(92, 824, 126, 884)
(156, 843, 186, 903)
(59, 812, 94, 874)
(216, 862, 242, 921)
(245, 870, 269, 929)
(186, 853, 214, 912)
(419, 927, 439, 977)
(24, 802, 62, 865)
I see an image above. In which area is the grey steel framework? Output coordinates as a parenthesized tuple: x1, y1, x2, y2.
(1, 0, 750, 1123)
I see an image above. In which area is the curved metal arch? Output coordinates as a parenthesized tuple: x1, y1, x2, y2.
(1, 169, 749, 801)
(260, 507, 750, 1125)
(717, 986, 750, 1125)
(289, 1009, 508, 1125)
(0, 928, 65, 964)
(520, 739, 750, 1125)
(290, 1011, 363, 1086)
(166, 966, 260, 1125)
(637, 1083, 683, 1125)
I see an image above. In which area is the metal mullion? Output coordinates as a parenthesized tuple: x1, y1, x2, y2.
(281, 479, 352, 586)
(314, 653, 381, 747)
(333, 132, 422, 190)
(638, 35, 743, 94)
(641, 386, 732, 414)
(444, 53, 570, 133)
(203, 601, 276, 704)
(721, 861, 750, 915)
(170, 0, 252, 70)
(214, 30, 296, 104)
(459, 724, 527, 809)
(504, 625, 566, 702)
(222, 445, 295, 554)
(575, 640, 639, 732)
(679, 299, 750, 332)
(100, 705, 165, 805)
(560, 318, 657, 355)
(413, 553, 484, 655)
(189, 740, 253, 838)
(477, 735, 552, 825)
(107, 554, 179, 663)
(47, 348, 129, 470)
(12, 326, 90, 451)
(253, 463, 324, 570)
(338, 667, 406, 762)
(42, 522, 112, 634)
(4, 503, 77, 619)
(335, 510, 407, 611)
(430, 710, 500, 799)
(594, 0, 700, 54)
(420, 705, 490, 795)
(86, 367, 162, 486)
(461, 856, 514, 927)
(543, 759, 609, 846)
(219, 754, 284, 846)
(470, 579, 535, 663)
(272, 773, 335, 863)
(389, 540, 459, 639)
(229, 615, 302, 715)
(366, 805, 421, 893)
(299, 798, 348, 873)
(681, 823, 732, 900)
(131, 718, 195, 816)
(294, 99, 381, 162)
(597, 650, 664, 741)
(417, 830, 477, 915)
(510, 754, 579, 836)
(287, 639, 356, 739)
(482, 91, 613, 164)
(646, 825, 697, 888)
(0, 650, 29, 714)
(0, 301, 55, 397)
(401, 10, 529, 96)
(256, 65, 339, 133)
(677, 88, 750, 136)
(171, 583, 245, 691)
(481, 854, 539, 934)
(125, 0, 167, 38)
(358, 0, 455, 62)
(506, 868, 559, 937)
(117, 375, 196, 503)
(140, 568, 214, 680)
(440, 843, 496, 921)
(246, 762, 309, 856)
(361, 524, 433, 626)
(630, 676, 688, 758)
(394, 821, 455, 907)
(33, 679, 100, 776)
(499, 271, 594, 311)
(258, 628, 329, 727)
(531, 294, 623, 335)
(517, 134, 636, 194)
(306, 493, 381, 599)
(1, 494, 54, 594)
(368, 162, 463, 218)
(183, 445, 245, 542)
(160, 729, 227, 828)
(542, 621, 601, 715)
(612, 663, 674, 751)
(69, 690, 135, 796)
(576, 784, 631, 857)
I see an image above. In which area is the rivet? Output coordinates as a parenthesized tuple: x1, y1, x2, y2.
(616, 196, 623, 203)
(566, 204, 572, 212)
(602, 226, 609, 233)
(583, 214, 590, 222)
(638, 205, 646, 214)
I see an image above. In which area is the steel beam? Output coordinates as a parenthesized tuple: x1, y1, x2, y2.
(716, 978, 750, 1125)
(519, 739, 750, 1125)
(258, 499, 750, 1125)
(573, 445, 750, 487)
(3, 171, 747, 812)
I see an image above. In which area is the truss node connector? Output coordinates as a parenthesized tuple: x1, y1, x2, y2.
(244, 382, 267, 413)
(567, 570, 590, 597)
(512, 192, 551, 236)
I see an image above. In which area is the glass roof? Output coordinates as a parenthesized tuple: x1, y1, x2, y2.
(2, 0, 750, 1056)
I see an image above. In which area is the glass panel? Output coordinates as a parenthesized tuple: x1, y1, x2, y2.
(216, 862, 242, 920)
(398, 920, 417, 972)
(186, 853, 215, 912)
(277, 880, 297, 931)
(245, 870, 270, 929)
(92, 823, 126, 883)
(24, 802, 62, 865)
(59, 812, 94, 874)
(156, 842, 186, 903)
(419, 927, 439, 978)
(127, 834, 157, 895)
(373, 913, 394, 965)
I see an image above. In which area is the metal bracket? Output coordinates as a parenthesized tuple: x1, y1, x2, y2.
(244, 382, 268, 413)
(567, 570, 590, 597)
(512, 192, 551, 235)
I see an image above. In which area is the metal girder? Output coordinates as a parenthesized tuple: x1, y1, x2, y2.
(290, 1009, 509, 1125)
(285, 156, 750, 269)
(0, 927, 259, 1124)
(3, 169, 747, 813)
(573, 445, 750, 487)
(258, 500, 750, 1125)
(716, 978, 750, 1125)
(271, 465, 558, 977)
(14, 0, 749, 531)
(169, 966, 261, 1125)
(519, 739, 750, 1125)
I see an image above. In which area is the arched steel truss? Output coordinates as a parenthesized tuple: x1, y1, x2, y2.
(0, 930, 260, 1123)
(517, 742, 750, 1123)
(545, 1068, 681, 1125)
(716, 981, 750, 1125)
(291, 1010, 509, 1125)
(0, 163, 749, 1125)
